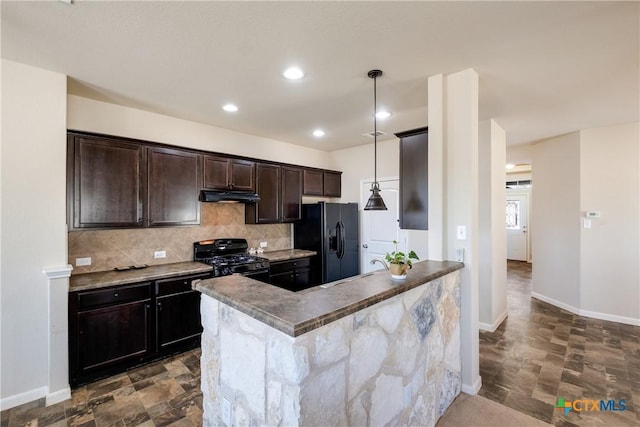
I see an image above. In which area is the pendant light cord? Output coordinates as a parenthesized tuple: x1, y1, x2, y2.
(373, 74, 378, 184)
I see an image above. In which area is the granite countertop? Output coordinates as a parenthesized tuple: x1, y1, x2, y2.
(69, 261, 213, 292)
(195, 259, 463, 337)
(259, 249, 316, 262)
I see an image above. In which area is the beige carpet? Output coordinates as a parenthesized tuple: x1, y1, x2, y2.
(437, 393, 551, 427)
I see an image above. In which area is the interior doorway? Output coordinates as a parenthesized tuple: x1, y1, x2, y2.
(506, 190, 530, 261)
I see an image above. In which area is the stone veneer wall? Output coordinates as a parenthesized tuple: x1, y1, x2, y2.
(200, 270, 461, 427)
(68, 203, 290, 273)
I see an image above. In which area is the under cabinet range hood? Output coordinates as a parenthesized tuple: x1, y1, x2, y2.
(199, 190, 260, 203)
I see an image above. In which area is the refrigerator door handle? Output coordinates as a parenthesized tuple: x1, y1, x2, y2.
(338, 221, 345, 259)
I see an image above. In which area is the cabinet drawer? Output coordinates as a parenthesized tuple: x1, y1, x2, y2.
(270, 257, 311, 275)
(76, 282, 151, 310)
(156, 273, 211, 296)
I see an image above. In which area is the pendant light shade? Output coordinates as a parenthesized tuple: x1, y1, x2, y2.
(364, 69, 388, 211)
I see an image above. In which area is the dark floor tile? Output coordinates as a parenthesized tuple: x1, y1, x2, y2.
(127, 363, 168, 384)
(479, 261, 640, 425)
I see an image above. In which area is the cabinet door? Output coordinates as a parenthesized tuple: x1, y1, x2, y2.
(246, 163, 280, 223)
(303, 170, 324, 196)
(281, 167, 302, 222)
(70, 135, 144, 229)
(397, 128, 428, 230)
(148, 147, 201, 226)
(293, 267, 312, 291)
(155, 273, 209, 352)
(323, 172, 342, 197)
(203, 155, 230, 190)
(76, 299, 152, 374)
(230, 159, 255, 191)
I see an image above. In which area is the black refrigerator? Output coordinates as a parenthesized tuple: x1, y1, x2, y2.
(294, 202, 360, 284)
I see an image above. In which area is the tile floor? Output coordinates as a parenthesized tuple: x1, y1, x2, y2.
(3, 261, 639, 426)
(479, 261, 640, 426)
(1, 349, 202, 427)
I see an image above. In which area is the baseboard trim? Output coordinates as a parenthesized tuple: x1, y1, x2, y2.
(0, 386, 47, 411)
(46, 387, 71, 406)
(531, 292, 640, 327)
(479, 310, 508, 333)
(461, 376, 482, 395)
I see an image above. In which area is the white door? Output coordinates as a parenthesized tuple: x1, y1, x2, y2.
(361, 179, 405, 273)
(506, 192, 529, 261)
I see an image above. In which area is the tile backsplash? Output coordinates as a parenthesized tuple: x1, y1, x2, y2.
(68, 203, 291, 274)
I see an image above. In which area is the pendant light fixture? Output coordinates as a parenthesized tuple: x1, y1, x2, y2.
(364, 69, 388, 211)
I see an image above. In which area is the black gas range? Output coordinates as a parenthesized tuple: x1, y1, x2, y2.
(193, 238, 270, 283)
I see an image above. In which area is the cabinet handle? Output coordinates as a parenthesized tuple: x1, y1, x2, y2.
(114, 292, 119, 298)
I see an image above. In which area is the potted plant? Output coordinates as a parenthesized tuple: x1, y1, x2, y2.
(385, 240, 419, 279)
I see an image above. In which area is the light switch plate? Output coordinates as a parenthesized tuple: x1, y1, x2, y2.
(456, 225, 467, 240)
(584, 219, 592, 229)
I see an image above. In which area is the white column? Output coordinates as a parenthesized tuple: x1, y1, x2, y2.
(427, 75, 444, 261)
(43, 265, 73, 406)
(478, 120, 507, 332)
(428, 69, 481, 394)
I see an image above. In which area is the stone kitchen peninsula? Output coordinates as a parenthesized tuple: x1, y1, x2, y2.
(195, 260, 464, 427)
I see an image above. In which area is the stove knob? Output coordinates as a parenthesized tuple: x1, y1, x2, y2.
(255, 262, 262, 269)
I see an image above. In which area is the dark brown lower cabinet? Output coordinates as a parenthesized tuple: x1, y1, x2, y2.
(69, 273, 208, 388)
(155, 273, 209, 352)
(269, 257, 313, 292)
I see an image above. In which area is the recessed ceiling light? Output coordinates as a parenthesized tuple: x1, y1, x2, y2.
(375, 111, 391, 119)
(506, 163, 515, 169)
(283, 67, 305, 80)
(313, 129, 326, 138)
(222, 104, 238, 112)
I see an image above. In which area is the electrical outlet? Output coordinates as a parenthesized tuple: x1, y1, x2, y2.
(75, 257, 91, 266)
(259, 241, 268, 248)
(154, 250, 167, 259)
(455, 248, 465, 263)
(222, 397, 232, 426)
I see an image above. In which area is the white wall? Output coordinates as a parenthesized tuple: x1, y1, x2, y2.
(580, 122, 639, 322)
(531, 123, 640, 325)
(531, 132, 582, 309)
(1, 60, 68, 407)
(478, 120, 507, 332)
(68, 95, 335, 171)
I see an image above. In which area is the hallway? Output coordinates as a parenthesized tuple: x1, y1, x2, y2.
(479, 261, 640, 426)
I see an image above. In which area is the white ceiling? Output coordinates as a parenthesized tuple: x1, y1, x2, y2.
(2, 1, 638, 152)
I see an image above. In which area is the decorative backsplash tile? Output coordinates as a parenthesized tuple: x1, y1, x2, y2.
(68, 203, 291, 274)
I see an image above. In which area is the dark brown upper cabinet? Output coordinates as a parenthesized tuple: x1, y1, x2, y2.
(203, 155, 255, 192)
(303, 169, 342, 197)
(396, 127, 428, 230)
(68, 134, 145, 229)
(147, 147, 201, 226)
(245, 163, 281, 224)
(246, 164, 302, 224)
(68, 131, 340, 229)
(303, 169, 324, 196)
(323, 171, 342, 197)
(281, 167, 303, 222)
